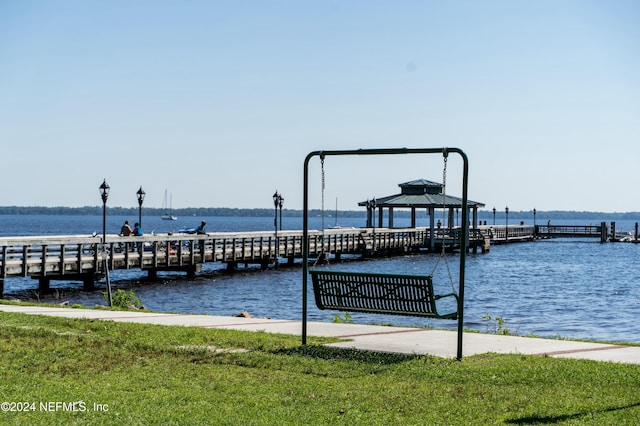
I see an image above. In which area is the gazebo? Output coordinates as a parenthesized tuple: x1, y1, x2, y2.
(357, 179, 485, 231)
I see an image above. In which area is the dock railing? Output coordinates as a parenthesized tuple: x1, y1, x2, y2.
(479, 225, 536, 243)
(535, 223, 607, 242)
(0, 227, 488, 296)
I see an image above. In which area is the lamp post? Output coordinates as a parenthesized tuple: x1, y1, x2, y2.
(505, 206, 509, 242)
(272, 191, 283, 266)
(273, 191, 282, 231)
(372, 197, 377, 229)
(99, 179, 112, 306)
(367, 198, 377, 229)
(136, 186, 145, 229)
(100, 179, 109, 241)
(533, 208, 537, 226)
(492, 207, 496, 226)
(278, 193, 284, 230)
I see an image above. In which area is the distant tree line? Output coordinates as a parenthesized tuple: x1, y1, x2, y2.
(0, 206, 639, 220)
(477, 210, 640, 221)
(0, 206, 363, 218)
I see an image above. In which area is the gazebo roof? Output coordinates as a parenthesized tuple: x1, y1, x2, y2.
(358, 179, 485, 209)
(400, 179, 443, 193)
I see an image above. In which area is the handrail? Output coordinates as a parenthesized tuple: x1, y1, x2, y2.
(0, 227, 481, 282)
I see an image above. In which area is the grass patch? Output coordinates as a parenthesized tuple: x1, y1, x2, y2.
(1, 311, 640, 425)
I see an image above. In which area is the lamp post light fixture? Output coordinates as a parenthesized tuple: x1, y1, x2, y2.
(136, 186, 145, 228)
(99, 179, 112, 306)
(505, 206, 509, 242)
(492, 207, 496, 226)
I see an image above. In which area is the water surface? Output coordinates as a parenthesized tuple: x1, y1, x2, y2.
(1, 214, 639, 343)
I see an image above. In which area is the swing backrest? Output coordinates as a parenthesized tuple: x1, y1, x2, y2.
(310, 269, 458, 319)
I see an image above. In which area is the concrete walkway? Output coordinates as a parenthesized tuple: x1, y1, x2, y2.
(2, 304, 639, 364)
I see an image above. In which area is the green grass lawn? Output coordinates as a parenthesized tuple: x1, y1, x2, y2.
(1, 310, 640, 425)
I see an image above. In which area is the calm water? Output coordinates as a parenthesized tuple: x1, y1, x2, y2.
(1, 214, 639, 343)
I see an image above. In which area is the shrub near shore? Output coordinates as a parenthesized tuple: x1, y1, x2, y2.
(1, 311, 640, 425)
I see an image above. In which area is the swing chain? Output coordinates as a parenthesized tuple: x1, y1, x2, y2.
(320, 155, 325, 234)
(441, 149, 456, 292)
(314, 155, 328, 266)
(430, 149, 456, 293)
(441, 150, 448, 256)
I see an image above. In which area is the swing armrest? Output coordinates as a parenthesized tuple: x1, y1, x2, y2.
(432, 292, 459, 319)
(434, 291, 458, 301)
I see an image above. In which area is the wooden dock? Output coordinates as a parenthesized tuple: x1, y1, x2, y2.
(483, 222, 610, 244)
(535, 223, 608, 241)
(1, 221, 627, 296)
(0, 227, 488, 296)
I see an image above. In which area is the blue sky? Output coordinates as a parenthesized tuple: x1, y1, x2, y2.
(1, 1, 638, 212)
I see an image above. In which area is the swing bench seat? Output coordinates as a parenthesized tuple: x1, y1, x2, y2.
(309, 270, 458, 319)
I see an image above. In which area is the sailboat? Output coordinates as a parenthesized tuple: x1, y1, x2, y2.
(329, 198, 343, 229)
(161, 190, 177, 221)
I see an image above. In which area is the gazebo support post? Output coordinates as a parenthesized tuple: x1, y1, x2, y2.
(448, 208, 454, 230)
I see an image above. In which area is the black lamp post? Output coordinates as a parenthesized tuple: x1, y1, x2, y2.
(492, 207, 496, 226)
(136, 186, 145, 228)
(272, 191, 283, 265)
(273, 191, 282, 231)
(278, 193, 284, 230)
(99, 179, 112, 306)
(367, 198, 377, 229)
(505, 206, 509, 242)
(100, 179, 110, 241)
(533, 208, 537, 226)
(373, 197, 377, 228)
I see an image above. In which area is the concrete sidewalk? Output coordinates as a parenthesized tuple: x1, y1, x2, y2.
(2, 304, 639, 364)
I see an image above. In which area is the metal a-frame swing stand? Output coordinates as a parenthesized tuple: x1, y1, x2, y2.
(302, 147, 469, 361)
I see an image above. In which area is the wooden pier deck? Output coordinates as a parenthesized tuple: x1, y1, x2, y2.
(483, 222, 610, 243)
(0, 227, 487, 296)
(1, 222, 624, 296)
(480, 225, 536, 244)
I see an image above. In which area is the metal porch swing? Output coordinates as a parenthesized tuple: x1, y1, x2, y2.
(301, 148, 469, 361)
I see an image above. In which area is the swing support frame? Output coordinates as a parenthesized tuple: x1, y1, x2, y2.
(302, 147, 469, 361)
